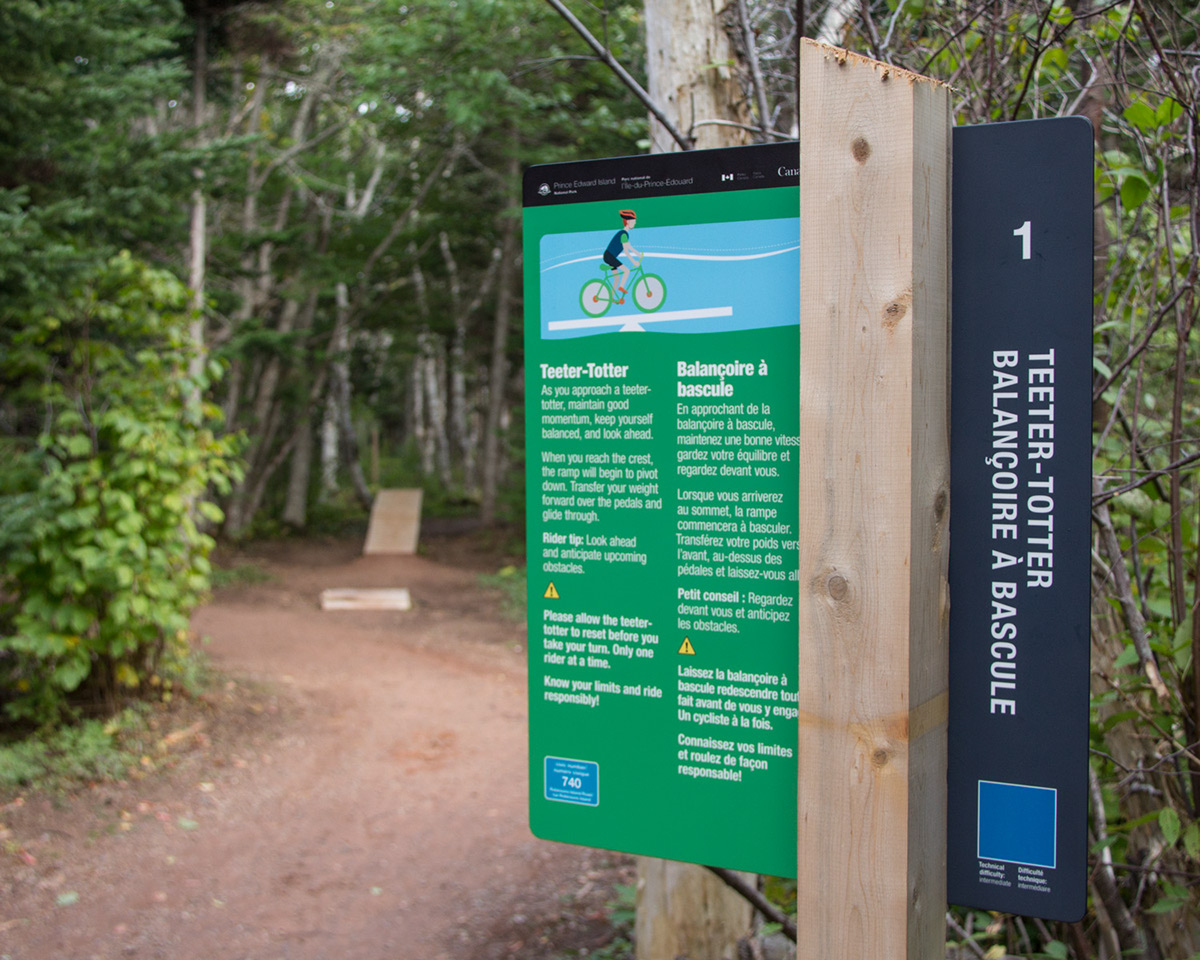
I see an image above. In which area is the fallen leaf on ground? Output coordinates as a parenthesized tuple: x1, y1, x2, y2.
(56, 891, 79, 907)
(177, 818, 199, 830)
(158, 720, 205, 753)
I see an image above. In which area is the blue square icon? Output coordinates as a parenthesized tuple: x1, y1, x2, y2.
(977, 780, 1057, 868)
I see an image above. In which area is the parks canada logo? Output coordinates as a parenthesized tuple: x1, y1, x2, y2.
(538, 183, 551, 196)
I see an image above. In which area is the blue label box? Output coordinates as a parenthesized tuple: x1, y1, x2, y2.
(977, 780, 1057, 869)
(545, 756, 599, 806)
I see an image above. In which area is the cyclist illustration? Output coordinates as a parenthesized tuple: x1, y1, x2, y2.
(580, 209, 667, 317)
(603, 209, 641, 295)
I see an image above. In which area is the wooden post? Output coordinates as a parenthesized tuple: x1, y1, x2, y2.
(796, 40, 951, 959)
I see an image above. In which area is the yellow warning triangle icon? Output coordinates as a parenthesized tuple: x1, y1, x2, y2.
(544, 582, 560, 600)
(678, 637, 696, 655)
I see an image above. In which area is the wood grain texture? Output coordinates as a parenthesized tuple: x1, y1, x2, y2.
(795, 40, 950, 959)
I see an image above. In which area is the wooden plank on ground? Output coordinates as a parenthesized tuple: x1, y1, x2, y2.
(363, 489, 423, 555)
(796, 39, 951, 960)
(319, 588, 412, 611)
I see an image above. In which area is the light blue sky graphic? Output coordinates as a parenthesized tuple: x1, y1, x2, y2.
(538, 218, 800, 340)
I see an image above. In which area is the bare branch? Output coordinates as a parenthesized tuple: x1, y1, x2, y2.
(1092, 476, 1172, 700)
(1089, 763, 1147, 954)
(356, 139, 463, 301)
(1092, 274, 1197, 402)
(737, 0, 772, 137)
(945, 912, 988, 959)
(1131, 0, 1193, 108)
(859, 0, 883, 62)
(254, 120, 347, 191)
(1009, 1, 1061, 120)
(703, 866, 796, 942)
(354, 142, 387, 218)
(691, 118, 795, 140)
(543, 0, 693, 150)
(1093, 449, 1200, 506)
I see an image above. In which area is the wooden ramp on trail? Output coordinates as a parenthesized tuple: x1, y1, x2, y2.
(319, 588, 413, 611)
(363, 489, 423, 555)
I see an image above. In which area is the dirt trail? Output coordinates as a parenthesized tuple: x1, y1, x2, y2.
(0, 537, 630, 959)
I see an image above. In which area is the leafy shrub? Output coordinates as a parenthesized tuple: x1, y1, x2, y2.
(0, 709, 150, 789)
(0, 253, 241, 723)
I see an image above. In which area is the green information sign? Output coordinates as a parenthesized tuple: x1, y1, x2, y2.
(524, 144, 800, 877)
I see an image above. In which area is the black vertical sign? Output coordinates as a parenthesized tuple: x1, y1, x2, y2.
(948, 118, 1093, 922)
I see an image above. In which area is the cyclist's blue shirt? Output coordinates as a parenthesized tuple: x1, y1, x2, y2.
(605, 229, 629, 260)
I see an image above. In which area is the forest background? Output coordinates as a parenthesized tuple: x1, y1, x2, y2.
(1, 0, 1198, 957)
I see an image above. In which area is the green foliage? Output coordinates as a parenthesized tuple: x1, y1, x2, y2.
(479, 565, 528, 621)
(605, 882, 637, 929)
(210, 560, 275, 590)
(573, 937, 633, 960)
(0, 253, 241, 723)
(0, 0, 192, 305)
(375, 452, 479, 517)
(552, 879, 636, 960)
(0, 707, 149, 789)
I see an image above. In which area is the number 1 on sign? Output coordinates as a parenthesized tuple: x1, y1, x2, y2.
(1014, 220, 1032, 260)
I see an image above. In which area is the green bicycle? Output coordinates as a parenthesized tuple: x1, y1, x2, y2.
(579, 257, 667, 318)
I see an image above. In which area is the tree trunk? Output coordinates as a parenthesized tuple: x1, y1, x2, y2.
(638, 3, 759, 953)
(635, 859, 755, 960)
(282, 414, 313, 528)
(439, 231, 470, 466)
(337, 377, 374, 511)
(334, 281, 374, 510)
(410, 354, 430, 477)
(320, 284, 354, 502)
(223, 295, 300, 536)
(427, 336, 452, 486)
(186, 10, 208, 398)
(320, 394, 340, 501)
(480, 196, 518, 525)
(409, 247, 455, 489)
(221, 54, 270, 428)
(644, 0, 753, 151)
(280, 284, 321, 529)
